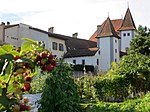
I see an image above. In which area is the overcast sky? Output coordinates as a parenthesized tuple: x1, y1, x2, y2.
(0, 0, 149, 39)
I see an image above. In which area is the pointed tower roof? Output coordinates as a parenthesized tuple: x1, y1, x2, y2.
(119, 8, 136, 31)
(97, 17, 119, 38)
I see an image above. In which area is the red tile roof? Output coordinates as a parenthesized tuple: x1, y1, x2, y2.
(98, 17, 119, 38)
(119, 8, 136, 31)
(89, 19, 122, 42)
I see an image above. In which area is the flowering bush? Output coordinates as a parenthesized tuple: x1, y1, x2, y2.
(0, 38, 56, 112)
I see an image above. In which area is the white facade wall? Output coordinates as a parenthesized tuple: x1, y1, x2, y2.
(113, 37, 120, 62)
(4, 23, 67, 59)
(49, 36, 67, 59)
(120, 30, 135, 52)
(64, 50, 100, 69)
(99, 37, 111, 72)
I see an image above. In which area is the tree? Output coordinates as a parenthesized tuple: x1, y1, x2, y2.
(129, 25, 150, 55)
(39, 61, 81, 112)
(116, 25, 150, 94)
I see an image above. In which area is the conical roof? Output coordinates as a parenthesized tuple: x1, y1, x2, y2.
(98, 17, 119, 38)
(119, 8, 136, 31)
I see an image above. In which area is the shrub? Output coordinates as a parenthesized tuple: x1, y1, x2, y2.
(94, 75, 129, 101)
(75, 75, 97, 103)
(38, 61, 81, 112)
(83, 92, 150, 112)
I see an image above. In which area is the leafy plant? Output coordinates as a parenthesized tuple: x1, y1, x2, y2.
(0, 38, 56, 112)
(38, 61, 81, 112)
(83, 92, 150, 112)
(75, 75, 97, 103)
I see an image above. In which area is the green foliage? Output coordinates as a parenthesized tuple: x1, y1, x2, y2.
(75, 75, 97, 103)
(83, 92, 150, 112)
(31, 72, 49, 94)
(38, 61, 81, 112)
(95, 74, 129, 101)
(0, 38, 56, 112)
(129, 34, 150, 55)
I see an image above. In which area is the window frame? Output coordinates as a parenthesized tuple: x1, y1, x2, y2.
(82, 59, 85, 65)
(59, 43, 64, 51)
(52, 42, 57, 50)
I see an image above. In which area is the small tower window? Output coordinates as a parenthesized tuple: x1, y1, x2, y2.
(125, 47, 129, 52)
(115, 49, 117, 53)
(98, 50, 100, 55)
(97, 59, 99, 65)
(115, 39, 117, 43)
(123, 33, 126, 36)
(127, 33, 130, 36)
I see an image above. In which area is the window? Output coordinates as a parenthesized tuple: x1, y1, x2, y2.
(115, 58, 117, 62)
(115, 39, 117, 43)
(82, 59, 85, 65)
(52, 42, 57, 50)
(127, 33, 130, 36)
(98, 50, 101, 55)
(97, 59, 99, 65)
(73, 60, 76, 64)
(59, 43, 64, 51)
(125, 47, 129, 52)
(123, 33, 126, 36)
(115, 49, 117, 53)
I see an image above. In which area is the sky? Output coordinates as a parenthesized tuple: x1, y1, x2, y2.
(0, 0, 149, 40)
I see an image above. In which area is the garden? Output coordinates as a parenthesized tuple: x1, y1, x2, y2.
(0, 25, 150, 112)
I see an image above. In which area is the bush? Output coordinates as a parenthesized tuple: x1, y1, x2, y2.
(83, 92, 150, 112)
(30, 72, 49, 94)
(38, 61, 81, 112)
(94, 75, 129, 101)
(75, 75, 97, 103)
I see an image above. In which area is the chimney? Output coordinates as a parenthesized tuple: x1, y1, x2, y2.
(1, 22, 5, 26)
(7, 21, 10, 25)
(0, 22, 5, 45)
(72, 32, 78, 38)
(48, 27, 54, 33)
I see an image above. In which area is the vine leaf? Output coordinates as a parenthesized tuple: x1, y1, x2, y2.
(20, 42, 32, 55)
(0, 48, 7, 55)
(1, 44, 13, 52)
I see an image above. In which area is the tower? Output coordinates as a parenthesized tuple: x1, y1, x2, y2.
(119, 8, 136, 53)
(97, 17, 120, 72)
